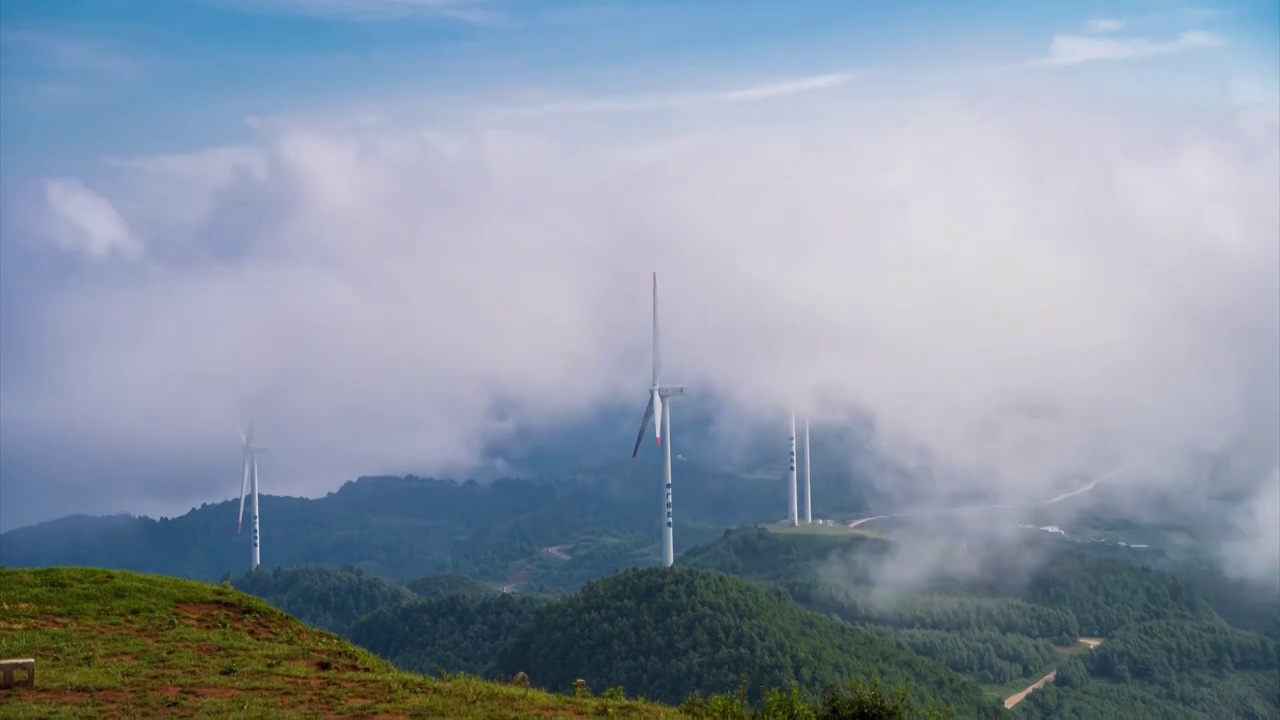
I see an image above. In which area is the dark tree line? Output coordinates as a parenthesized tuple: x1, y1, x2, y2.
(405, 572, 499, 598)
(1088, 618, 1277, 681)
(1014, 619, 1278, 719)
(231, 564, 414, 635)
(349, 593, 541, 676)
(861, 627, 1061, 684)
(493, 567, 1001, 718)
(804, 586, 1079, 643)
(1020, 554, 1214, 636)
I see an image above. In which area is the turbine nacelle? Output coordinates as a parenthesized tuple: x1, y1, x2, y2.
(633, 385, 685, 457)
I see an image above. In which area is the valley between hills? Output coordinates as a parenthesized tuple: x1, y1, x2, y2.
(3, 473, 1278, 718)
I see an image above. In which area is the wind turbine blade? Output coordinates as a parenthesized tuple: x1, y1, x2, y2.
(632, 393, 655, 458)
(237, 452, 249, 534)
(652, 272, 661, 386)
(653, 392, 662, 446)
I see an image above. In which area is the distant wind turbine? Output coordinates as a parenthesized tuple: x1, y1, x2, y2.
(803, 414, 812, 523)
(236, 422, 268, 571)
(788, 411, 799, 526)
(631, 272, 686, 567)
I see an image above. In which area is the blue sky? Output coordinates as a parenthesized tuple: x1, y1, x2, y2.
(0, 0, 1278, 535)
(2, 0, 1276, 177)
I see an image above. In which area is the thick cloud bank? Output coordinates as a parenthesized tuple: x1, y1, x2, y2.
(2, 81, 1277, 571)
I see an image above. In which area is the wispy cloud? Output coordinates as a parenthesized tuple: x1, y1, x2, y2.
(1084, 18, 1126, 34)
(498, 71, 853, 117)
(207, 0, 503, 24)
(41, 179, 144, 261)
(1026, 30, 1224, 67)
(0, 31, 140, 80)
(716, 73, 851, 102)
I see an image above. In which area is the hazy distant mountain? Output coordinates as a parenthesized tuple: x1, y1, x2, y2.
(0, 468, 873, 583)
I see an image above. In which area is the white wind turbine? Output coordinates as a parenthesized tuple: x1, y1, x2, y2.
(788, 411, 799, 526)
(631, 272, 686, 567)
(236, 422, 268, 571)
(803, 414, 813, 523)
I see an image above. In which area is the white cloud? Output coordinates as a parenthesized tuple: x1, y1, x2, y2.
(717, 73, 851, 102)
(100, 146, 268, 248)
(494, 71, 853, 117)
(1084, 18, 1127, 34)
(3, 76, 1278, 577)
(1027, 30, 1224, 67)
(41, 178, 144, 261)
(1219, 468, 1280, 585)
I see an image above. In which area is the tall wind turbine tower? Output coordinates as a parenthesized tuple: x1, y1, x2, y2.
(788, 411, 799, 526)
(803, 415, 812, 523)
(236, 423, 268, 571)
(632, 272, 685, 567)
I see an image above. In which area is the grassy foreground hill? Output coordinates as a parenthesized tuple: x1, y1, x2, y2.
(0, 567, 685, 719)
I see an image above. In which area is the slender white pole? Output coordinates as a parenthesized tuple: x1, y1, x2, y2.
(251, 454, 261, 571)
(662, 400, 674, 567)
(788, 412, 798, 526)
(803, 415, 813, 523)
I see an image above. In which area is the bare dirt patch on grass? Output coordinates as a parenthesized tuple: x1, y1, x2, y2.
(195, 687, 246, 698)
(7, 689, 92, 705)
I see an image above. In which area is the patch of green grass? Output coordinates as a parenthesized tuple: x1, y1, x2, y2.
(1055, 638, 1102, 658)
(978, 672, 1054, 702)
(978, 639, 1102, 702)
(0, 567, 683, 719)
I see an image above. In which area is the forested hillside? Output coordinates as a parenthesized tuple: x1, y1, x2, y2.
(406, 572, 500, 597)
(493, 566, 1002, 717)
(682, 526, 1280, 716)
(231, 564, 415, 635)
(205, 522, 1280, 718)
(351, 593, 542, 676)
(221, 563, 977, 715)
(1013, 618, 1280, 719)
(0, 470, 850, 585)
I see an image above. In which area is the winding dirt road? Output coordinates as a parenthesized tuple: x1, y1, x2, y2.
(1003, 638, 1102, 709)
(846, 474, 1109, 531)
(847, 515, 890, 529)
(543, 545, 573, 560)
(1003, 671, 1057, 709)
